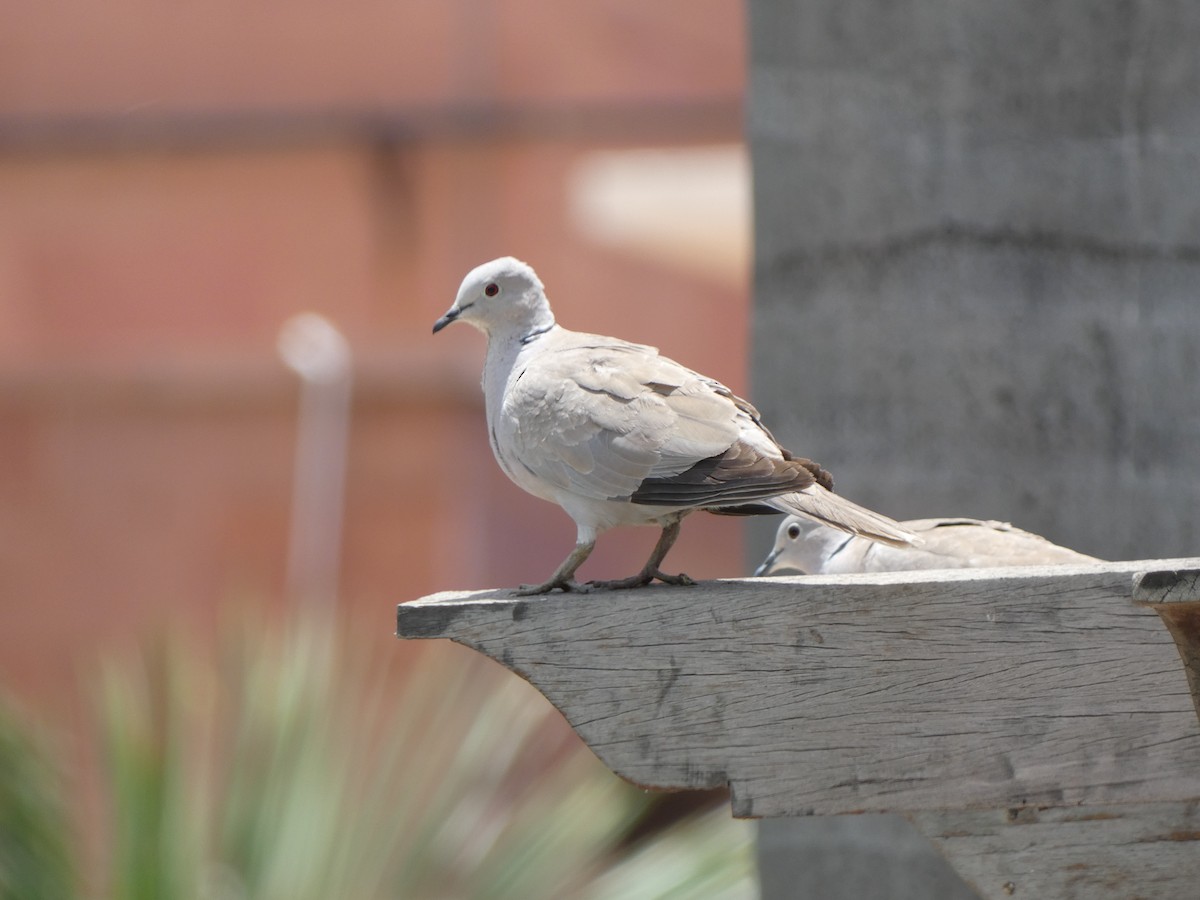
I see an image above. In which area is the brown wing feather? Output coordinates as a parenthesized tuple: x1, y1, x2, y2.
(630, 441, 833, 508)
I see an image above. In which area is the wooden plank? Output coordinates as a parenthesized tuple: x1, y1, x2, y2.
(397, 558, 1200, 817)
(912, 801, 1200, 900)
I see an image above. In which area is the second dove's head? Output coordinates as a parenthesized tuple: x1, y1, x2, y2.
(755, 516, 847, 576)
(433, 257, 554, 338)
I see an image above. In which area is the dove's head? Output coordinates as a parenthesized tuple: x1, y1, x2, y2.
(754, 516, 849, 576)
(433, 257, 555, 340)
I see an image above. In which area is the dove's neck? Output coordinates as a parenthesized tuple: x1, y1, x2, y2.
(481, 315, 560, 422)
(806, 527, 858, 573)
(482, 293, 556, 346)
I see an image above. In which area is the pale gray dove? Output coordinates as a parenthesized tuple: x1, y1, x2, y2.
(756, 515, 1098, 576)
(434, 256, 916, 595)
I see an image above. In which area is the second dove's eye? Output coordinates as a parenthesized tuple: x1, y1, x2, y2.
(787, 523, 802, 539)
(485, 283, 499, 297)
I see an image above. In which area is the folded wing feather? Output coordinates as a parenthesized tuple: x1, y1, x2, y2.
(504, 341, 761, 503)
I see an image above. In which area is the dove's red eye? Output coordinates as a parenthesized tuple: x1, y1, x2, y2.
(484, 283, 499, 297)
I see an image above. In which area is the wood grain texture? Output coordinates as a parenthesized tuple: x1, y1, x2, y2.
(1132, 568, 1200, 604)
(912, 801, 1200, 900)
(397, 558, 1200, 817)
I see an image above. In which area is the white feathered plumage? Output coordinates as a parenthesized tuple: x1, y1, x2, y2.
(435, 257, 915, 594)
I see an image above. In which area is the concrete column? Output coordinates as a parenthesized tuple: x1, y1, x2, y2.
(748, 0, 1200, 562)
(747, 2, 1200, 897)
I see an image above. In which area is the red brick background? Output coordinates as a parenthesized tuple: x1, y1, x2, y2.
(0, 4, 749, 720)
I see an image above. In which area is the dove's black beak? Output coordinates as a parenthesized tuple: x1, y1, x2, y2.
(753, 547, 782, 577)
(433, 301, 474, 334)
(432, 309, 459, 334)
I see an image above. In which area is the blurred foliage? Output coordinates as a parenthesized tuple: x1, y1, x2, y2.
(0, 697, 75, 900)
(0, 608, 752, 898)
(86, 608, 753, 899)
(584, 804, 756, 900)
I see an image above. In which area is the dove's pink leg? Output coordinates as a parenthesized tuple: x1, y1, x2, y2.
(588, 517, 695, 591)
(515, 540, 596, 596)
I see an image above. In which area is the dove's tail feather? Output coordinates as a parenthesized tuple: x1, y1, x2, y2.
(766, 487, 919, 548)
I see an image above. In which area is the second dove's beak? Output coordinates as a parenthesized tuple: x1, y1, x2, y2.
(432, 308, 460, 334)
(754, 547, 782, 577)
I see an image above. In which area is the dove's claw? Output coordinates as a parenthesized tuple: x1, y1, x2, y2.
(586, 569, 694, 591)
(513, 579, 591, 596)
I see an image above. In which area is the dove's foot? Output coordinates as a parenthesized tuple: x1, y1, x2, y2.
(588, 569, 695, 591)
(513, 579, 592, 596)
(515, 542, 597, 596)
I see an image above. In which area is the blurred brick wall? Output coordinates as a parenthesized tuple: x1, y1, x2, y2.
(0, 3, 749, 719)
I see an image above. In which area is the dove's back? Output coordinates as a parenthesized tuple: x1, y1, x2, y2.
(772, 517, 1097, 576)
(486, 325, 764, 525)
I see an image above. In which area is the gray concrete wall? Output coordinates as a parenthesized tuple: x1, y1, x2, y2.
(748, 0, 1200, 565)
(757, 816, 977, 900)
(747, 2, 1200, 897)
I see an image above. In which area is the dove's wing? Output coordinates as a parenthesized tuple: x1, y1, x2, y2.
(501, 338, 819, 505)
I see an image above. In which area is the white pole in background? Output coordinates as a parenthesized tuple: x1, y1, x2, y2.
(277, 313, 353, 611)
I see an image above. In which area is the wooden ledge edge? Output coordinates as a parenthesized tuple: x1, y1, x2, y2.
(395, 591, 514, 638)
(1132, 568, 1200, 605)
(397, 560, 1200, 641)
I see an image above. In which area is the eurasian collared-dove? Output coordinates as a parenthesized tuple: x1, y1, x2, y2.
(434, 257, 915, 595)
(756, 515, 1098, 576)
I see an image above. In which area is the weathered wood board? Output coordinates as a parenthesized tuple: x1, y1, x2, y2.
(912, 801, 1200, 900)
(397, 558, 1200, 818)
